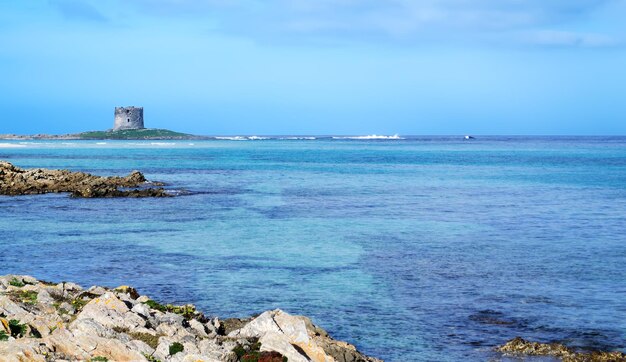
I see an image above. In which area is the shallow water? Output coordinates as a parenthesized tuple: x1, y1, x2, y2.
(1, 136, 625, 361)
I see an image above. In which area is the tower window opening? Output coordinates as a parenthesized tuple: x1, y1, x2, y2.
(127, 119, 130, 122)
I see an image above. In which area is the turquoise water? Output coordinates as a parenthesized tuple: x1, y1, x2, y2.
(1, 137, 625, 361)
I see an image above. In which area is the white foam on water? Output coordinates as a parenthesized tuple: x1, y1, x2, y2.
(0, 143, 26, 148)
(281, 137, 317, 140)
(332, 134, 404, 140)
(247, 136, 270, 140)
(215, 136, 248, 141)
(214, 136, 269, 141)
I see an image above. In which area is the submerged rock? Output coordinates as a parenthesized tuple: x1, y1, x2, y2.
(497, 337, 626, 362)
(0, 161, 169, 197)
(0, 275, 382, 362)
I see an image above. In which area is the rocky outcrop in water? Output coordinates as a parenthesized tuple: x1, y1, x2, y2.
(497, 337, 626, 362)
(0, 161, 169, 197)
(0, 275, 381, 362)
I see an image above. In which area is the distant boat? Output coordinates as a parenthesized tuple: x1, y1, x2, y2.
(464, 135, 475, 140)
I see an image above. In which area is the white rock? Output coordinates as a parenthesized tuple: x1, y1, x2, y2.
(182, 354, 222, 362)
(0, 338, 47, 362)
(128, 339, 155, 356)
(228, 310, 281, 338)
(131, 303, 151, 318)
(136, 295, 151, 303)
(260, 331, 310, 362)
(21, 276, 38, 285)
(189, 318, 208, 337)
(0, 297, 27, 316)
(74, 292, 145, 330)
(153, 337, 175, 361)
(157, 312, 184, 326)
(273, 310, 310, 344)
(35, 289, 55, 305)
(71, 318, 115, 338)
(87, 286, 108, 296)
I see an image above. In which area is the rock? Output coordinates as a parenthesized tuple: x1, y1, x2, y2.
(114, 285, 140, 299)
(73, 292, 145, 330)
(136, 295, 151, 303)
(259, 331, 310, 362)
(157, 311, 185, 326)
(0, 339, 48, 362)
(87, 286, 108, 296)
(62, 282, 83, 293)
(182, 354, 222, 362)
(0, 161, 170, 198)
(228, 311, 281, 338)
(189, 318, 209, 337)
(131, 302, 151, 318)
(497, 337, 626, 362)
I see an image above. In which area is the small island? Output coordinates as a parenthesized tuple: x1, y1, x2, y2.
(0, 106, 202, 141)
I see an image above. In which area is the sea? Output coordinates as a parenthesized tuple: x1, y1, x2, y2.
(1, 136, 625, 361)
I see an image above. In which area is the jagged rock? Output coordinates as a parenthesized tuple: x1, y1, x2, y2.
(229, 309, 381, 362)
(132, 302, 152, 318)
(0, 275, 382, 362)
(189, 318, 209, 337)
(74, 292, 145, 330)
(497, 337, 626, 362)
(0, 161, 170, 197)
(0, 338, 48, 362)
(259, 331, 310, 362)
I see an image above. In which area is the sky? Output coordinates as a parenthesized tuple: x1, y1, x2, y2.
(0, 0, 625, 135)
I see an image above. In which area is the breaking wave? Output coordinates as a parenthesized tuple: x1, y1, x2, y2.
(332, 134, 404, 140)
(214, 136, 269, 141)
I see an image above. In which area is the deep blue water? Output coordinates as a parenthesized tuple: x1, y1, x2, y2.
(1, 136, 625, 361)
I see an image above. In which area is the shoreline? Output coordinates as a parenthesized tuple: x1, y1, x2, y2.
(0, 275, 382, 362)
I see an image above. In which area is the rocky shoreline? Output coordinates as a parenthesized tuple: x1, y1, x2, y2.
(0, 275, 382, 362)
(0, 161, 169, 198)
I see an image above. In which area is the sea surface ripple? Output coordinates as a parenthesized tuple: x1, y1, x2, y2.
(1, 136, 625, 361)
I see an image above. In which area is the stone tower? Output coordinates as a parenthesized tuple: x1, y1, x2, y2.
(113, 106, 144, 131)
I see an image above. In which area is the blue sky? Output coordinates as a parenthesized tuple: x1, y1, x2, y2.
(1, 0, 625, 135)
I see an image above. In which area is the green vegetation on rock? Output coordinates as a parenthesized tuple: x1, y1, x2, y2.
(0, 330, 8, 341)
(113, 326, 161, 349)
(169, 342, 184, 355)
(142, 353, 162, 362)
(89, 357, 109, 362)
(8, 278, 25, 287)
(8, 290, 37, 305)
(9, 320, 27, 338)
(143, 299, 197, 320)
(79, 128, 192, 140)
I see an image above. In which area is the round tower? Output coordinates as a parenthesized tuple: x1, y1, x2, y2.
(114, 106, 144, 131)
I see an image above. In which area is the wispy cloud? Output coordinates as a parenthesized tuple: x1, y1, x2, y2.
(48, 0, 624, 47)
(49, 0, 107, 22)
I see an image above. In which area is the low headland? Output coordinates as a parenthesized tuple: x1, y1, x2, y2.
(0, 275, 382, 362)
